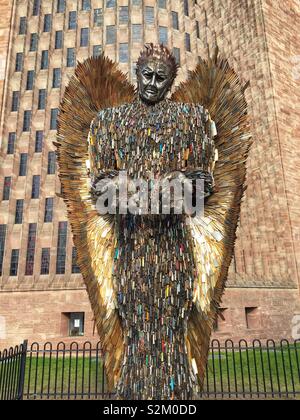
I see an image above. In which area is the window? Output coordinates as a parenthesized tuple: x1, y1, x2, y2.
(196, 21, 200, 39)
(53, 68, 61, 88)
(172, 11, 179, 30)
(15, 52, 23, 72)
(10, 250, 19, 276)
(25, 223, 36, 275)
(7, 133, 16, 154)
(47, 151, 56, 174)
(43, 14, 51, 32)
(93, 45, 102, 57)
(56, 221, 68, 274)
(245, 307, 260, 329)
(82, 0, 91, 10)
(119, 6, 128, 24)
(11, 91, 20, 112)
(32, 0, 40, 16)
(26, 70, 35, 90)
(94, 8, 103, 27)
(50, 108, 59, 130)
(68, 11, 77, 30)
(173, 47, 180, 66)
(132, 24, 142, 43)
(132, 0, 141, 5)
(145, 7, 154, 25)
(38, 89, 47, 110)
(158, 0, 166, 8)
(72, 247, 80, 273)
(185, 33, 191, 52)
(44, 197, 54, 222)
(0, 225, 7, 275)
(41, 50, 49, 69)
(30, 33, 38, 51)
(15, 199, 24, 224)
(106, 0, 116, 7)
(80, 28, 89, 47)
(106, 25, 116, 44)
(19, 17, 26, 35)
(41, 248, 50, 275)
(23, 110, 31, 132)
(67, 48, 75, 67)
(159, 26, 168, 45)
(19, 153, 28, 176)
(119, 43, 128, 63)
(61, 312, 84, 336)
(55, 31, 63, 49)
(31, 175, 40, 199)
(35, 131, 43, 152)
(57, 0, 65, 13)
(184, 0, 189, 16)
(3, 177, 11, 200)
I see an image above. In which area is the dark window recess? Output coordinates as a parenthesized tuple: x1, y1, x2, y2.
(132, 0, 141, 5)
(67, 48, 75, 67)
(72, 247, 81, 273)
(23, 110, 31, 132)
(245, 307, 261, 329)
(63, 312, 84, 336)
(57, 0, 65, 13)
(15, 199, 24, 224)
(82, 0, 91, 10)
(25, 223, 37, 276)
(15, 52, 23, 72)
(53, 68, 61, 88)
(184, 0, 189, 16)
(106, 0, 116, 7)
(50, 108, 59, 130)
(93, 45, 102, 57)
(32, 0, 40, 16)
(11, 91, 19, 112)
(44, 197, 54, 222)
(19, 153, 28, 176)
(19, 17, 27, 35)
(145, 6, 154, 25)
(26, 70, 35, 90)
(132, 24, 142, 43)
(106, 25, 116, 44)
(35, 131, 43, 152)
(10, 249, 19, 276)
(43, 14, 52, 32)
(38, 89, 47, 110)
(119, 6, 128, 24)
(196, 21, 200, 39)
(31, 175, 40, 199)
(41, 50, 49, 69)
(41, 248, 50, 275)
(0, 225, 7, 275)
(185, 33, 191, 52)
(30, 33, 38, 51)
(119, 43, 128, 63)
(94, 8, 103, 27)
(68, 11, 77, 30)
(159, 26, 168, 45)
(158, 0, 166, 8)
(172, 11, 179, 30)
(173, 47, 180, 66)
(7, 133, 16, 154)
(3, 177, 11, 201)
(47, 151, 56, 174)
(80, 28, 89, 47)
(56, 221, 68, 274)
(55, 31, 63, 49)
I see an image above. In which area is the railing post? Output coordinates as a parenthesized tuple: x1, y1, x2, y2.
(17, 340, 28, 400)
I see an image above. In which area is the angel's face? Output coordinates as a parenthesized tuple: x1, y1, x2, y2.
(138, 60, 173, 104)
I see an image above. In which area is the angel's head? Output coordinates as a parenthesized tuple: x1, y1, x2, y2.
(136, 43, 178, 105)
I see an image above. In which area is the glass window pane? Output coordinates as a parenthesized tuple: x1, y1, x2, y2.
(132, 24, 142, 43)
(11, 91, 20, 112)
(44, 197, 54, 222)
(19, 17, 27, 35)
(41, 248, 50, 275)
(119, 43, 128, 63)
(80, 28, 89, 47)
(38, 89, 47, 110)
(159, 26, 168, 45)
(19, 153, 28, 176)
(0, 225, 7, 276)
(3, 177, 11, 200)
(41, 50, 49, 69)
(56, 221, 68, 274)
(7, 133, 16, 154)
(93, 45, 102, 57)
(15, 199, 24, 224)
(68, 11, 77, 29)
(43, 14, 52, 32)
(10, 249, 19, 276)
(119, 6, 128, 24)
(55, 31, 63, 49)
(35, 131, 43, 153)
(94, 8, 103, 27)
(67, 48, 75, 67)
(15, 52, 23, 72)
(31, 175, 40, 199)
(106, 25, 116, 44)
(25, 223, 37, 275)
(57, 0, 65, 13)
(145, 7, 154, 25)
(53, 68, 61, 88)
(23, 110, 31, 132)
(30, 33, 38, 51)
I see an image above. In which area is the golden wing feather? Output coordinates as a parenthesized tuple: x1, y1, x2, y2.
(56, 55, 135, 391)
(171, 49, 252, 385)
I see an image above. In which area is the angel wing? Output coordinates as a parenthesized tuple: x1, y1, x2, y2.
(56, 54, 135, 391)
(171, 49, 252, 384)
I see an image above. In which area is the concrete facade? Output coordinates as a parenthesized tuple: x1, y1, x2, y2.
(0, 0, 300, 349)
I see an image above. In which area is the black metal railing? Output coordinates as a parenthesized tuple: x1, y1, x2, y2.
(1, 338, 299, 399)
(0, 340, 28, 400)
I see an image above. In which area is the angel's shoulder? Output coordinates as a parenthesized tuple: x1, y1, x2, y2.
(90, 102, 134, 129)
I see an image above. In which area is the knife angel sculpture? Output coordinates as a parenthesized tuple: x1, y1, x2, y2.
(56, 44, 251, 400)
